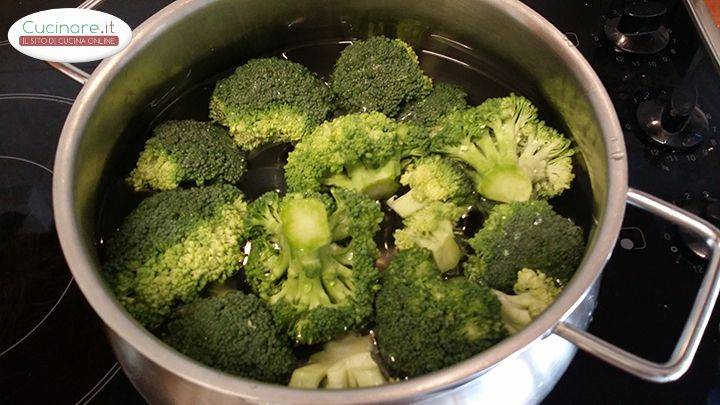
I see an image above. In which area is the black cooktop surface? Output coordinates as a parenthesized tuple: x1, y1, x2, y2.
(2, 0, 720, 403)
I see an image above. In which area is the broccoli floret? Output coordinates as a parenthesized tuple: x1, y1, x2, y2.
(375, 249, 507, 377)
(465, 200, 584, 292)
(104, 184, 247, 328)
(394, 202, 465, 272)
(162, 291, 296, 383)
(493, 269, 562, 333)
(245, 188, 383, 345)
(127, 120, 246, 191)
(387, 155, 473, 218)
(289, 334, 387, 389)
(331, 36, 432, 117)
(431, 94, 575, 203)
(398, 82, 468, 127)
(284, 112, 427, 199)
(210, 57, 334, 150)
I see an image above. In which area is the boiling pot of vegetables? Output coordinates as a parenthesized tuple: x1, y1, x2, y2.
(52, 0, 720, 403)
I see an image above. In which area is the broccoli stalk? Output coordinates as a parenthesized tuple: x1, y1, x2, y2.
(387, 155, 473, 218)
(289, 334, 387, 389)
(245, 189, 383, 345)
(394, 202, 465, 272)
(492, 269, 563, 333)
(271, 198, 354, 307)
(324, 159, 402, 200)
(432, 94, 575, 203)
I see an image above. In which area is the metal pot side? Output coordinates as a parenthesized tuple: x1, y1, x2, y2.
(53, 0, 631, 403)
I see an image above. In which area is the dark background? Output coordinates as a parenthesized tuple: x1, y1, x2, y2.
(1, 0, 720, 403)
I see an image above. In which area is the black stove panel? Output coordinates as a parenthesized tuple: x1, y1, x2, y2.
(1, 1, 719, 404)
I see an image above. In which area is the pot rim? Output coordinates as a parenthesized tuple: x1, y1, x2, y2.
(52, 0, 628, 402)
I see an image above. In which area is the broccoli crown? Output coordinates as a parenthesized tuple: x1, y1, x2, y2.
(104, 184, 247, 328)
(162, 291, 296, 383)
(331, 36, 432, 117)
(375, 249, 507, 377)
(466, 200, 584, 292)
(127, 120, 246, 191)
(289, 333, 387, 389)
(493, 268, 563, 333)
(398, 82, 468, 127)
(387, 155, 473, 218)
(210, 57, 334, 150)
(394, 202, 465, 272)
(284, 112, 428, 199)
(244, 188, 383, 345)
(431, 94, 575, 203)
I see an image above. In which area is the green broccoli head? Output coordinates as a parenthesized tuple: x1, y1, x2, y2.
(375, 249, 507, 378)
(104, 184, 247, 328)
(466, 200, 584, 292)
(244, 188, 383, 345)
(289, 333, 387, 389)
(331, 36, 432, 117)
(210, 57, 334, 150)
(493, 268, 563, 333)
(284, 112, 428, 199)
(387, 155, 473, 218)
(398, 82, 468, 127)
(394, 202, 466, 272)
(431, 94, 575, 203)
(127, 120, 246, 191)
(162, 291, 296, 383)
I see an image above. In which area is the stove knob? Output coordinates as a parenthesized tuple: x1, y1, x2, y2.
(636, 86, 708, 149)
(677, 195, 720, 259)
(604, 1, 670, 54)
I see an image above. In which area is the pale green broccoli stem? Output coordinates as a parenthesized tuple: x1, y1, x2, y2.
(396, 218, 461, 272)
(324, 352, 385, 388)
(492, 268, 562, 333)
(420, 220, 461, 272)
(444, 135, 531, 203)
(387, 189, 427, 218)
(289, 334, 387, 389)
(270, 198, 356, 308)
(290, 363, 328, 388)
(493, 290, 535, 334)
(324, 159, 401, 200)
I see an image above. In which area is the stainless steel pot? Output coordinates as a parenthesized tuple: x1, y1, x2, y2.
(51, 0, 720, 403)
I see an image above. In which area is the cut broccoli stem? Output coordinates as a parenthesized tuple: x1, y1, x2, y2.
(289, 334, 387, 389)
(324, 160, 401, 200)
(281, 198, 332, 249)
(493, 290, 534, 334)
(394, 202, 465, 272)
(325, 352, 385, 388)
(270, 197, 361, 310)
(444, 140, 532, 203)
(290, 363, 328, 388)
(427, 231, 462, 273)
(477, 166, 532, 203)
(387, 189, 427, 218)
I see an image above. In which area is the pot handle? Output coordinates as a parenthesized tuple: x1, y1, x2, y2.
(45, 0, 105, 84)
(554, 188, 720, 382)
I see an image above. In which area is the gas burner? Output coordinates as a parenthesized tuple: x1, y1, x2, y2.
(0, 156, 72, 356)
